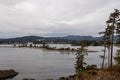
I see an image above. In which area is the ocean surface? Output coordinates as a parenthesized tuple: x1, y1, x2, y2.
(0, 45, 119, 80)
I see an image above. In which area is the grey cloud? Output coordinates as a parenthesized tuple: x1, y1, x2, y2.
(0, 0, 24, 5)
(0, 0, 120, 38)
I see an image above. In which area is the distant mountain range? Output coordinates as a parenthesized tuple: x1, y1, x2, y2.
(0, 35, 118, 43)
(61, 35, 101, 41)
(0, 36, 44, 42)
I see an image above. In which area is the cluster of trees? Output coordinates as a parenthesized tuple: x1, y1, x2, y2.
(71, 40, 102, 46)
(99, 9, 120, 70)
(75, 9, 120, 74)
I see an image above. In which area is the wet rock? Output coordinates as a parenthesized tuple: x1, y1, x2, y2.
(0, 69, 18, 79)
(46, 79, 54, 80)
(23, 78, 35, 80)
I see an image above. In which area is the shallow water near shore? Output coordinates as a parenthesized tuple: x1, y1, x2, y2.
(0, 45, 119, 80)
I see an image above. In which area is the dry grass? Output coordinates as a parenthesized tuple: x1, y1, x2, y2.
(58, 69, 120, 80)
(76, 69, 120, 80)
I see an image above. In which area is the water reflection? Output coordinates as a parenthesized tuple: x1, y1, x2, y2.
(0, 45, 119, 80)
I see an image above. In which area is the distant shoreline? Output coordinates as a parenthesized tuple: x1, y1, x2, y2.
(0, 44, 98, 53)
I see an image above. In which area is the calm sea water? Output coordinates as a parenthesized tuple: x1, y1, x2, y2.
(0, 45, 119, 80)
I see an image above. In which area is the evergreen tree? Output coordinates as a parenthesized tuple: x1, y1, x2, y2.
(75, 40, 87, 73)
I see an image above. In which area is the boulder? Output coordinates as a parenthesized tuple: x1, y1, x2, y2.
(0, 69, 18, 79)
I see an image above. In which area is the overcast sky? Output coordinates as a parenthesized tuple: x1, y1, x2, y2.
(0, 0, 120, 38)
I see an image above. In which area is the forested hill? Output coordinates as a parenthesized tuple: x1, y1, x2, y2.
(0, 35, 118, 43)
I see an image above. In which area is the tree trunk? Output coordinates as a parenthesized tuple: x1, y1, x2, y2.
(110, 33, 114, 71)
(108, 46, 111, 69)
(102, 47, 106, 69)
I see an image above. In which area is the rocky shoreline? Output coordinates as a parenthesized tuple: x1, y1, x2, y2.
(1, 69, 120, 80)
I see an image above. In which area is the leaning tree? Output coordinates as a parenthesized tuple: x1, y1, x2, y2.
(99, 31, 109, 69)
(103, 9, 120, 70)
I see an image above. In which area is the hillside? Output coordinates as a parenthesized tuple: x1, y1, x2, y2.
(0, 35, 118, 43)
(0, 36, 44, 42)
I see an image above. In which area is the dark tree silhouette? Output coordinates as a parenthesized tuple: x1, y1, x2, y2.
(99, 31, 111, 69)
(102, 9, 120, 70)
(75, 40, 87, 73)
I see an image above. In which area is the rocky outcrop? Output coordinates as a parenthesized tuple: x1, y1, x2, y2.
(0, 69, 18, 80)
